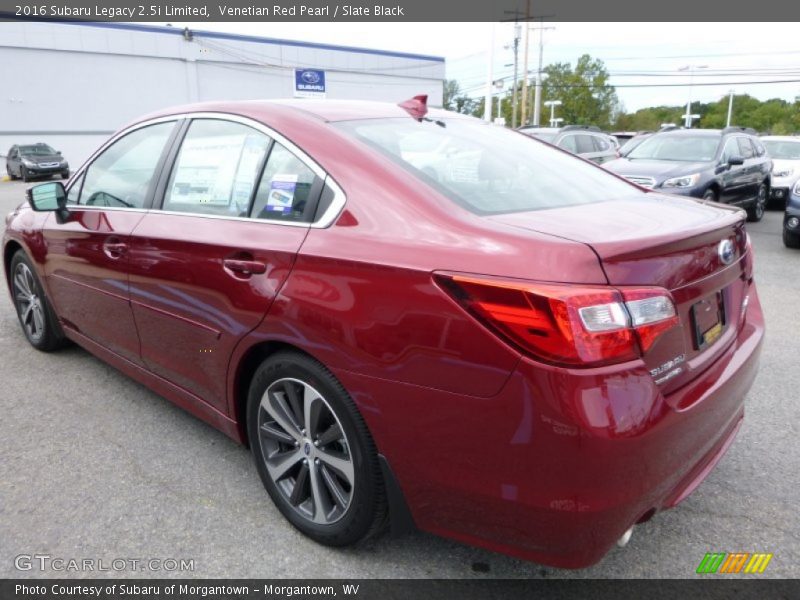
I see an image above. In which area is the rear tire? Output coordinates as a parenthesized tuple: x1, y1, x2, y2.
(9, 250, 68, 351)
(246, 351, 387, 547)
(784, 229, 800, 249)
(5, 165, 16, 180)
(746, 183, 767, 222)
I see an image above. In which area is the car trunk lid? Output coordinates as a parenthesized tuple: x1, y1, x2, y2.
(489, 194, 751, 397)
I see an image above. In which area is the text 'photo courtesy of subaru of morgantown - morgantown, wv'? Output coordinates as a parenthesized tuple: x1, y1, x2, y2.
(3, 96, 764, 568)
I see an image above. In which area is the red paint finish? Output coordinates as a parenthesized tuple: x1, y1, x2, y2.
(127, 213, 307, 412)
(2, 100, 765, 569)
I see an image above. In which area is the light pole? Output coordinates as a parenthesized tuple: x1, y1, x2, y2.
(726, 89, 735, 127)
(544, 100, 562, 127)
(506, 24, 521, 128)
(494, 79, 505, 122)
(484, 23, 495, 123)
(678, 64, 707, 128)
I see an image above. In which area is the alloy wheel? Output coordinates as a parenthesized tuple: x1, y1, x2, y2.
(756, 186, 766, 219)
(13, 263, 45, 342)
(257, 378, 355, 525)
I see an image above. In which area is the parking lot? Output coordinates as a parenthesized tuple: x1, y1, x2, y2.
(0, 178, 797, 579)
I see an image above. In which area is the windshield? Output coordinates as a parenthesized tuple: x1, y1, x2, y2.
(627, 135, 720, 162)
(19, 144, 57, 156)
(336, 118, 640, 215)
(763, 140, 800, 160)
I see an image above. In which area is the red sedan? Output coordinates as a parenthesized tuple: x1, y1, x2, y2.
(2, 98, 763, 568)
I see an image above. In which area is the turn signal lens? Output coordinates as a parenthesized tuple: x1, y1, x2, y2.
(436, 274, 679, 368)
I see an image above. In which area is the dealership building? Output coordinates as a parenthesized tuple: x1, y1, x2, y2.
(0, 21, 445, 167)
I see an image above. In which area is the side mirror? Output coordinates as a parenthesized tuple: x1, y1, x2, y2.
(56, 150, 62, 155)
(727, 155, 745, 166)
(26, 182, 70, 222)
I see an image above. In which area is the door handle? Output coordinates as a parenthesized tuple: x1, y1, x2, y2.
(103, 240, 128, 259)
(223, 258, 267, 276)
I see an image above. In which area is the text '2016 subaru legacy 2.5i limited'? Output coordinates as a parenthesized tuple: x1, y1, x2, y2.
(3, 97, 763, 568)
(604, 127, 772, 222)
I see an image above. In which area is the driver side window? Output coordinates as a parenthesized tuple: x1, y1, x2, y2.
(78, 122, 175, 209)
(720, 138, 739, 164)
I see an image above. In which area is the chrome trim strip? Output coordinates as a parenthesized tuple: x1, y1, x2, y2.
(65, 111, 346, 229)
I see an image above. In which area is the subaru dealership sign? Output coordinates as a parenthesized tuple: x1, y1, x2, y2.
(294, 69, 326, 98)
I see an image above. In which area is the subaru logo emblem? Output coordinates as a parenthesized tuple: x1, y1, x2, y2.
(718, 239, 735, 265)
(301, 71, 320, 84)
(303, 442, 311, 456)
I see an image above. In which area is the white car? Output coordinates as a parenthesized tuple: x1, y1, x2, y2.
(762, 136, 800, 207)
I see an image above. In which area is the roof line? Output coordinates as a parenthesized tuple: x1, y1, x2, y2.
(35, 20, 446, 63)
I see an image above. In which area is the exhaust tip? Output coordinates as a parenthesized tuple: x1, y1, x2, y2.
(617, 526, 634, 548)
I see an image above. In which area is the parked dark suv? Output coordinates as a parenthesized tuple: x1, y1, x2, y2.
(5, 144, 70, 182)
(784, 181, 800, 248)
(518, 125, 619, 164)
(605, 127, 772, 222)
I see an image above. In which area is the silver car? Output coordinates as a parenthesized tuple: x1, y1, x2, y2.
(518, 125, 619, 164)
(761, 135, 800, 207)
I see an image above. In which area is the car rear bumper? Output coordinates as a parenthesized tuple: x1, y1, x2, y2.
(334, 285, 764, 568)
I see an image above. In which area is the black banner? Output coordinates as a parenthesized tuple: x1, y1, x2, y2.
(2, 0, 800, 22)
(2, 579, 800, 600)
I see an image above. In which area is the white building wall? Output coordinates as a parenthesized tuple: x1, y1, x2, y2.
(0, 21, 445, 170)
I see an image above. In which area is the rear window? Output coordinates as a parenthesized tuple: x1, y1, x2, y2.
(336, 118, 640, 215)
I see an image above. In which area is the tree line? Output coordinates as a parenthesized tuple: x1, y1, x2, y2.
(444, 54, 800, 134)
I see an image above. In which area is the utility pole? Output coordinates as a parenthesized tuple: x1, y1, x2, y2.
(511, 23, 521, 128)
(484, 23, 495, 122)
(520, 0, 531, 125)
(726, 89, 735, 127)
(531, 18, 554, 127)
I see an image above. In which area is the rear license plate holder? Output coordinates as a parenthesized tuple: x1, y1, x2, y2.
(691, 291, 726, 350)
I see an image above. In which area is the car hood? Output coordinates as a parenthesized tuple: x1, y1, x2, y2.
(772, 158, 800, 173)
(604, 158, 711, 184)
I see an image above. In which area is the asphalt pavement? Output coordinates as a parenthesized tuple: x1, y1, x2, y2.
(0, 179, 797, 578)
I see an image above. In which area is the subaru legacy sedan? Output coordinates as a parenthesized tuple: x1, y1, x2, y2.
(2, 98, 763, 568)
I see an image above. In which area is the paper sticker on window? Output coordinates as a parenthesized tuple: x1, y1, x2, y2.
(267, 174, 298, 213)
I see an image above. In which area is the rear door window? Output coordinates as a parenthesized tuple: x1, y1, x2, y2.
(737, 137, 755, 159)
(250, 142, 322, 222)
(162, 119, 271, 217)
(592, 136, 610, 152)
(559, 135, 578, 153)
(576, 135, 596, 154)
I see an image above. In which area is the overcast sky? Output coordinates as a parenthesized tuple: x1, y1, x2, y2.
(148, 22, 800, 112)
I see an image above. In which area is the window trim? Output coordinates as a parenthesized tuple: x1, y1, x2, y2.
(64, 111, 346, 229)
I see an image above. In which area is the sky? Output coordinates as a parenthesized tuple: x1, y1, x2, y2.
(146, 22, 800, 112)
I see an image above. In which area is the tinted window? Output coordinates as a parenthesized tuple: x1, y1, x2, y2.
(576, 135, 596, 154)
(559, 135, 578, 153)
(66, 172, 84, 205)
(720, 138, 739, 163)
(337, 117, 641, 215)
(19, 144, 57, 156)
(592, 136, 610, 152)
(737, 137, 754, 159)
(79, 122, 174, 208)
(627, 135, 720, 162)
(163, 119, 270, 217)
(250, 143, 319, 222)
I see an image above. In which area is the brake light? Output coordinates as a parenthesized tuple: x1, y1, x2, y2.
(436, 274, 679, 367)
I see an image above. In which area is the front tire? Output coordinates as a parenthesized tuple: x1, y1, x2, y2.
(20, 166, 29, 183)
(246, 351, 387, 547)
(746, 183, 767, 222)
(784, 229, 800, 249)
(702, 188, 718, 202)
(61, 170, 70, 180)
(9, 251, 67, 351)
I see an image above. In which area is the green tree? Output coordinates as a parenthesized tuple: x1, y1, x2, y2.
(442, 79, 477, 114)
(539, 55, 620, 129)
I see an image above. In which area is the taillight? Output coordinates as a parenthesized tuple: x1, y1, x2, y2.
(436, 274, 679, 368)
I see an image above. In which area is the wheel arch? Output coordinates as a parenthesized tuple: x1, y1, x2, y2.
(3, 239, 23, 284)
